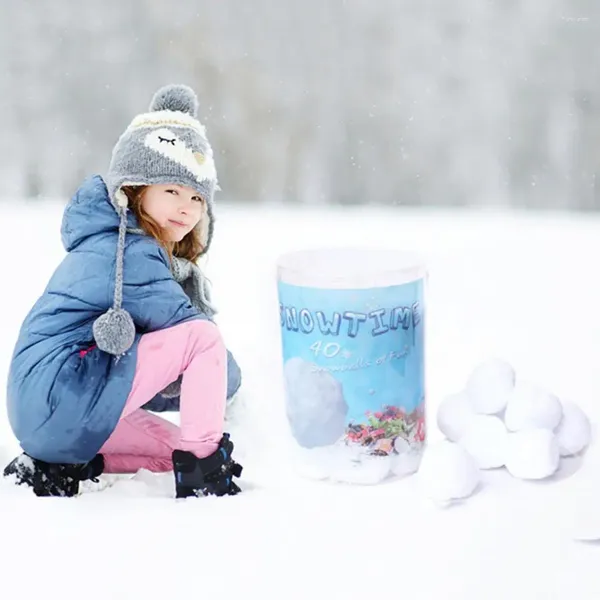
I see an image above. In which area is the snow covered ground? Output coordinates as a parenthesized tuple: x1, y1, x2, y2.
(1, 200, 600, 599)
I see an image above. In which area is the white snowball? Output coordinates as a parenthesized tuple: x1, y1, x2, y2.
(390, 437, 422, 477)
(330, 453, 392, 485)
(390, 451, 422, 478)
(505, 429, 560, 480)
(504, 381, 563, 432)
(293, 443, 392, 485)
(393, 437, 411, 454)
(436, 391, 476, 442)
(466, 358, 515, 414)
(283, 357, 348, 448)
(458, 415, 508, 469)
(555, 400, 591, 457)
(417, 440, 480, 505)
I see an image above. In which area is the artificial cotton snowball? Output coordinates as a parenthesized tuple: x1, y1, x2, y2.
(417, 440, 480, 505)
(391, 437, 422, 477)
(555, 400, 591, 457)
(292, 444, 392, 484)
(330, 453, 392, 485)
(505, 429, 560, 480)
(436, 391, 476, 442)
(458, 415, 508, 469)
(391, 450, 423, 478)
(465, 358, 515, 415)
(503, 381, 563, 432)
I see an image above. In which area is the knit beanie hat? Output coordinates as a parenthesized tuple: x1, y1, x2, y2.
(93, 84, 218, 357)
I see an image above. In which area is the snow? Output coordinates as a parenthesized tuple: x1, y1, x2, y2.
(1, 202, 600, 598)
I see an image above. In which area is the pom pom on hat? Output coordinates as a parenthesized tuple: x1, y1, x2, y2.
(93, 308, 135, 356)
(149, 84, 199, 117)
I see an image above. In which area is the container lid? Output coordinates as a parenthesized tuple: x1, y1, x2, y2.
(277, 247, 427, 289)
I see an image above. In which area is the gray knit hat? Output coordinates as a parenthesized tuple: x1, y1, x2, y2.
(93, 84, 218, 357)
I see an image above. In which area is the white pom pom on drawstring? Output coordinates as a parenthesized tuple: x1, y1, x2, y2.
(149, 84, 199, 117)
(93, 308, 136, 356)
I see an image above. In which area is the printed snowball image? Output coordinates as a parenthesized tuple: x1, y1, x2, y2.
(283, 357, 349, 448)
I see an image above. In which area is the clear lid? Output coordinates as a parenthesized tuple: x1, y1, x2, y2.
(277, 247, 427, 289)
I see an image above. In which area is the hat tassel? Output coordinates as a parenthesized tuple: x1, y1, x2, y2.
(92, 207, 136, 356)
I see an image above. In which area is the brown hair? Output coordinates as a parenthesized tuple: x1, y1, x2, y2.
(121, 185, 205, 263)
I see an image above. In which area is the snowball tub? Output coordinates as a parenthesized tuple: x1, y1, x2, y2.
(276, 248, 427, 484)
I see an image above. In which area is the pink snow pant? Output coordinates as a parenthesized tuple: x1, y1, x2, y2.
(99, 320, 227, 473)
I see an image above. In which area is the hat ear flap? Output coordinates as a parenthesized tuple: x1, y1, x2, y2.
(114, 187, 129, 208)
(197, 199, 210, 253)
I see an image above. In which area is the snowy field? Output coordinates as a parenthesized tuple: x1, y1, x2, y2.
(1, 199, 600, 599)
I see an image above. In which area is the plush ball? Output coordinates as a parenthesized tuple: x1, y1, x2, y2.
(149, 84, 199, 117)
(436, 391, 476, 442)
(504, 381, 563, 432)
(93, 308, 135, 356)
(417, 440, 481, 505)
(555, 400, 591, 457)
(458, 415, 508, 469)
(466, 358, 515, 415)
(505, 429, 560, 480)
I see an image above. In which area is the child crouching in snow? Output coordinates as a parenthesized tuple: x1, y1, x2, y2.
(3, 84, 243, 498)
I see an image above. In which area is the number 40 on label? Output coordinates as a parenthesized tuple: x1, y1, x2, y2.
(310, 341, 341, 358)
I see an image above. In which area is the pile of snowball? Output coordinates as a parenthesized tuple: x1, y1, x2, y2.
(418, 358, 592, 505)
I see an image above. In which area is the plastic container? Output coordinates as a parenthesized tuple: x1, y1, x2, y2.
(276, 247, 427, 485)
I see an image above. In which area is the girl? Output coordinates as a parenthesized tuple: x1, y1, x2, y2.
(3, 84, 243, 499)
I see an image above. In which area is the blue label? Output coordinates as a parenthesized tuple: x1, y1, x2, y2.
(278, 279, 426, 458)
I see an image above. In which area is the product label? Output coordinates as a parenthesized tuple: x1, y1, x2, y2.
(278, 279, 426, 458)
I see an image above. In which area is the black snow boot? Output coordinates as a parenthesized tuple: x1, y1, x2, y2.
(172, 433, 243, 498)
(3, 453, 105, 497)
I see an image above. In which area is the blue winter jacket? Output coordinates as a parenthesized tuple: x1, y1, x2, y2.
(6, 175, 241, 464)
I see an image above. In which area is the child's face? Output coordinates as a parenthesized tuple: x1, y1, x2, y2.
(141, 184, 205, 242)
